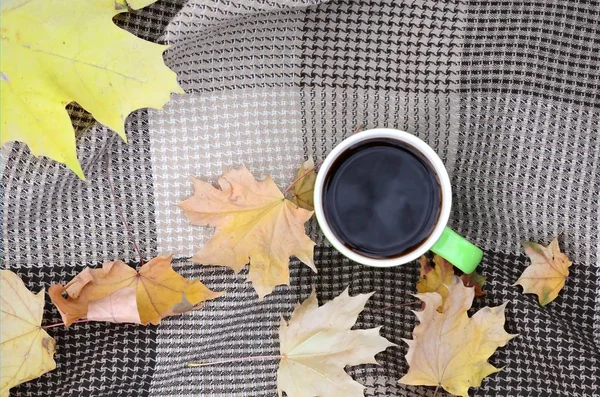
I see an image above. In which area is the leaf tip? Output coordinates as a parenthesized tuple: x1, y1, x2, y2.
(67, 160, 86, 181)
(175, 84, 186, 95)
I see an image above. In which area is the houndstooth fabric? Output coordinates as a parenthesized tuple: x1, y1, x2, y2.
(2, 0, 599, 396)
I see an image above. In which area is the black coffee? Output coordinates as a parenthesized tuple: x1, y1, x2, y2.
(323, 138, 441, 258)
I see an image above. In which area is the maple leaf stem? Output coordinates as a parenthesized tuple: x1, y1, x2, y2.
(370, 301, 422, 313)
(42, 319, 90, 329)
(283, 161, 322, 195)
(106, 150, 144, 267)
(188, 354, 283, 367)
(433, 385, 440, 397)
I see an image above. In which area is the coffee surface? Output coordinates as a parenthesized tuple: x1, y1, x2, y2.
(323, 138, 441, 258)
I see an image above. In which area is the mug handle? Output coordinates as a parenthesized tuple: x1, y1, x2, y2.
(430, 227, 483, 274)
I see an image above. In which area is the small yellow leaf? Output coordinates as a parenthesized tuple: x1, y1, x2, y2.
(416, 255, 454, 310)
(416, 255, 487, 312)
(400, 277, 515, 397)
(179, 166, 316, 299)
(49, 256, 223, 325)
(1, 270, 56, 395)
(277, 288, 396, 397)
(514, 238, 572, 306)
(291, 159, 317, 211)
(0, 0, 183, 178)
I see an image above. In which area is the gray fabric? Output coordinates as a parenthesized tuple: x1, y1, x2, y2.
(2, 0, 599, 396)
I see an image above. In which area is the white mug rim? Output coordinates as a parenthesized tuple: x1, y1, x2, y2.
(313, 128, 452, 267)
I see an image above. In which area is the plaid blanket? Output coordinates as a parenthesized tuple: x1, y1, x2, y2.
(2, 0, 598, 396)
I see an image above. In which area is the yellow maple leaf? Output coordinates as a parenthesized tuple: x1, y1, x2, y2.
(416, 255, 454, 309)
(416, 255, 486, 311)
(179, 166, 316, 299)
(400, 277, 515, 397)
(291, 158, 317, 211)
(0, 0, 183, 179)
(514, 238, 572, 306)
(277, 288, 396, 397)
(1, 270, 56, 396)
(48, 256, 223, 325)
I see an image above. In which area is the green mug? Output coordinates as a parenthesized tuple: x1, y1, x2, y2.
(313, 128, 483, 274)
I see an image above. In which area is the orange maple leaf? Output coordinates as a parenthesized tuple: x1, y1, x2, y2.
(49, 256, 223, 325)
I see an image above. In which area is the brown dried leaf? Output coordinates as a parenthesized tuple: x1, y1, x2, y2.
(460, 272, 486, 297)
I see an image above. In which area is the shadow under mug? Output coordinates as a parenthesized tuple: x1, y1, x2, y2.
(313, 128, 483, 274)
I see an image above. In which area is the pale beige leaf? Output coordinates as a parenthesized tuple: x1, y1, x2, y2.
(514, 238, 572, 306)
(179, 166, 316, 299)
(400, 277, 515, 397)
(277, 288, 395, 397)
(1, 270, 56, 395)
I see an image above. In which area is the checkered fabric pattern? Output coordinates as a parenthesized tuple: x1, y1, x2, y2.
(2, 1, 598, 396)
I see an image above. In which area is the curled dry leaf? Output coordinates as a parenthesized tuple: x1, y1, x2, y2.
(291, 159, 317, 211)
(278, 288, 396, 397)
(416, 255, 486, 311)
(179, 166, 316, 299)
(400, 277, 515, 397)
(514, 238, 572, 306)
(49, 256, 223, 326)
(460, 272, 487, 297)
(0, 0, 183, 178)
(1, 270, 56, 395)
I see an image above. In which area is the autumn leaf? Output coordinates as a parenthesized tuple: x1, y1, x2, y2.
(400, 277, 515, 397)
(0, 0, 183, 179)
(120, 0, 155, 9)
(49, 256, 223, 326)
(460, 271, 486, 297)
(291, 159, 317, 211)
(1, 270, 56, 395)
(416, 255, 486, 311)
(179, 166, 316, 300)
(416, 255, 454, 308)
(277, 288, 396, 397)
(513, 238, 572, 306)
